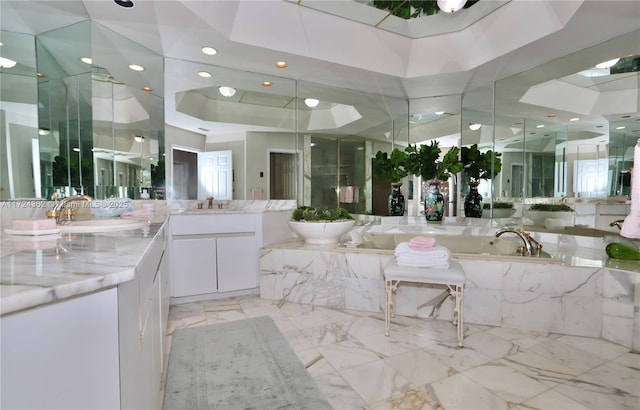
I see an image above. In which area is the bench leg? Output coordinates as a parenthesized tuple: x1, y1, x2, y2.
(454, 284, 464, 347)
(384, 279, 399, 337)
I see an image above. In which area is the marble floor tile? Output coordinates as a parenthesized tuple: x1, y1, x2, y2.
(339, 359, 414, 404)
(519, 389, 590, 409)
(164, 296, 637, 410)
(384, 349, 454, 386)
(462, 362, 550, 403)
(429, 373, 509, 410)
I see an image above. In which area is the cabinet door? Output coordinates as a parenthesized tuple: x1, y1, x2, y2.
(217, 235, 258, 292)
(171, 237, 217, 297)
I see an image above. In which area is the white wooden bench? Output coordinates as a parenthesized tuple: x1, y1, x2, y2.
(383, 259, 466, 347)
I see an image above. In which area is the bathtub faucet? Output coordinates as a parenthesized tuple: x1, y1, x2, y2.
(495, 228, 543, 257)
(609, 219, 624, 230)
(47, 194, 93, 224)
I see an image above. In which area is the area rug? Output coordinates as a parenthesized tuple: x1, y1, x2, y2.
(162, 316, 332, 410)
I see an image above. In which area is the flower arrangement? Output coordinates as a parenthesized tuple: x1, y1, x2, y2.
(404, 141, 463, 181)
(372, 148, 408, 183)
(528, 203, 573, 212)
(482, 201, 514, 210)
(291, 206, 353, 222)
(461, 143, 502, 181)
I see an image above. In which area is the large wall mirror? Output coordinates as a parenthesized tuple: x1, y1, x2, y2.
(164, 57, 409, 214)
(1, 20, 163, 201)
(461, 29, 639, 229)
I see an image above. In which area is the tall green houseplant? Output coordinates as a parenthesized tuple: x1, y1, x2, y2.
(373, 148, 409, 216)
(460, 144, 502, 218)
(404, 141, 463, 222)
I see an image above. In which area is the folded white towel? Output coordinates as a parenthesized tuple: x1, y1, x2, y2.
(395, 258, 450, 269)
(395, 242, 450, 259)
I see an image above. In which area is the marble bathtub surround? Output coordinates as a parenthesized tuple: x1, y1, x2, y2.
(165, 296, 640, 410)
(260, 233, 640, 350)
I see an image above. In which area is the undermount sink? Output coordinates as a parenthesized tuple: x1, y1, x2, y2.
(59, 218, 149, 233)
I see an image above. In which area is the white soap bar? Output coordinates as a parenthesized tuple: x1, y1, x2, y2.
(11, 219, 57, 231)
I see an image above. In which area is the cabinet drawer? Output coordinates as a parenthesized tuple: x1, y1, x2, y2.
(170, 214, 256, 235)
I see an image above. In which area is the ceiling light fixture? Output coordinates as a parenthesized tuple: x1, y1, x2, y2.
(469, 123, 481, 130)
(262, 81, 272, 87)
(616, 126, 626, 130)
(596, 58, 620, 69)
(80, 57, 92, 65)
(141, 86, 152, 92)
(73, 147, 80, 152)
(435, 111, 445, 115)
(275, 61, 287, 68)
(569, 117, 580, 122)
(37, 72, 46, 78)
(0, 57, 17, 68)
(128, 64, 144, 71)
(0, 41, 3, 46)
(134, 135, 145, 143)
(198, 71, 212, 78)
(304, 98, 319, 108)
(536, 124, 545, 128)
(201, 46, 217, 56)
(38, 129, 50, 136)
(437, 0, 466, 13)
(218, 86, 236, 97)
(114, 0, 135, 8)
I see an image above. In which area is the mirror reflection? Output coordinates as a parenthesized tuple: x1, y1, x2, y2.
(1, 10, 638, 234)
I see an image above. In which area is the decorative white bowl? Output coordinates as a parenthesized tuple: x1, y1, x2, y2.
(288, 220, 355, 245)
(481, 208, 516, 219)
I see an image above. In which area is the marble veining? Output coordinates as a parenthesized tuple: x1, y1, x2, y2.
(261, 240, 640, 350)
(164, 296, 640, 410)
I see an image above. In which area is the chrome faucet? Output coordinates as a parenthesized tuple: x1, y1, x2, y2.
(610, 219, 625, 230)
(47, 195, 93, 224)
(495, 228, 543, 256)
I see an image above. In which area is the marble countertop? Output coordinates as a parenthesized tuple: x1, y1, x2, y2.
(0, 221, 165, 316)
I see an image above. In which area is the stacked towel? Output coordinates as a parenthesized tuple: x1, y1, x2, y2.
(394, 242, 450, 269)
(408, 236, 436, 250)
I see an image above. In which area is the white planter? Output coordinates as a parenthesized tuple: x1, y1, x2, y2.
(288, 220, 355, 245)
(482, 208, 516, 219)
(523, 210, 575, 227)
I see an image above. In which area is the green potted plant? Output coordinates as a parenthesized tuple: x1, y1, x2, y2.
(373, 148, 408, 216)
(289, 206, 355, 244)
(404, 141, 463, 222)
(523, 203, 575, 227)
(461, 144, 502, 218)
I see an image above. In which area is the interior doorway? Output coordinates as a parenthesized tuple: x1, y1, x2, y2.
(269, 152, 297, 200)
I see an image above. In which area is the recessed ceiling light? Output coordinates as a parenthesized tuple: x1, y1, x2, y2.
(114, 0, 134, 8)
(0, 57, 17, 68)
(304, 98, 319, 108)
(80, 57, 92, 64)
(129, 64, 144, 71)
(536, 124, 545, 128)
(262, 81, 272, 87)
(547, 113, 556, 118)
(0, 41, 3, 46)
(37, 72, 46, 78)
(469, 123, 481, 130)
(141, 86, 152, 92)
(133, 135, 145, 143)
(569, 117, 579, 122)
(596, 58, 620, 69)
(198, 71, 212, 78)
(435, 111, 445, 115)
(616, 126, 626, 130)
(218, 86, 237, 97)
(275, 61, 287, 68)
(201, 46, 217, 56)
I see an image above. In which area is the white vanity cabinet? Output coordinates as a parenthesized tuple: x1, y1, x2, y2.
(119, 224, 168, 410)
(169, 213, 261, 300)
(0, 225, 169, 410)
